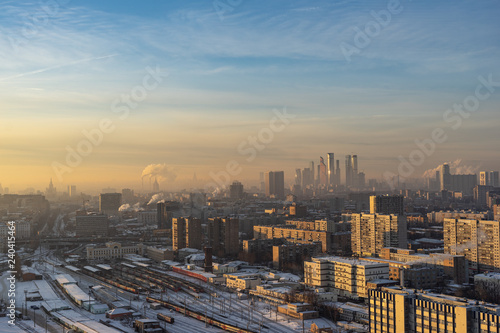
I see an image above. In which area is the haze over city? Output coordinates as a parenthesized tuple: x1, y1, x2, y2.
(1, 0, 499, 193)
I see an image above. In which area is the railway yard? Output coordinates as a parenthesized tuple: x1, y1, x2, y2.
(0, 249, 338, 333)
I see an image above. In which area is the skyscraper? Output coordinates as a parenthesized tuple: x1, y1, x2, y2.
(351, 155, 358, 187)
(319, 157, 327, 185)
(335, 159, 341, 187)
(327, 153, 335, 186)
(345, 155, 353, 187)
(295, 169, 302, 186)
(440, 163, 451, 191)
(309, 161, 315, 185)
(265, 171, 285, 199)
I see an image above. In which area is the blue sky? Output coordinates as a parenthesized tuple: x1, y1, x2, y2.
(0, 0, 499, 191)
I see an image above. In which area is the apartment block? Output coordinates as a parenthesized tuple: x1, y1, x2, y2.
(173, 217, 202, 251)
(351, 214, 407, 256)
(304, 256, 389, 298)
(254, 225, 331, 252)
(370, 195, 404, 216)
(444, 218, 500, 273)
(369, 287, 500, 333)
(208, 217, 239, 257)
(272, 242, 322, 270)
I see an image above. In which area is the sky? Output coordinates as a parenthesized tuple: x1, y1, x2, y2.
(1, 0, 499, 193)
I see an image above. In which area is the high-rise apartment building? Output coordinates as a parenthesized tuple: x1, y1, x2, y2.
(208, 217, 239, 257)
(351, 214, 407, 256)
(480, 171, 499, 187)
(369, 287, 500, 333)
(173, 217, 202, 251)
(444, 218, 500, 273)
(229, 181, 244, 200)
(440, 163, 477, 195)
(265, 171, 285, 199)
(99, 193, 122, 215)
(157, 202, 167, 229)
(370, 195, 404, 216)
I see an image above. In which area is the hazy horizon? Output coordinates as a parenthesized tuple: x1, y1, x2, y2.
(1, 0, 499, 193)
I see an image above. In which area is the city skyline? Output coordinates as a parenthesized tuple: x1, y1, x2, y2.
(1, 0, 499, 192)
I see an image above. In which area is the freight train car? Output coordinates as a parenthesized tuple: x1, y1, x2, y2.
(146, 296, 255, 333)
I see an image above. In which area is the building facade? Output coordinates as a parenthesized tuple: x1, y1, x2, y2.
(444, 218, 500, 273)
(99, 193, 122, 215)
(369, 195, 404, 216)
(76, 213, 108, 237)
(208, 217, 239, 257)
(265, 171, 285, 199)
(304, 256, 389, 298)
(254, 225, 331, 252)
(369, 287, 500, 333)
(351, 214, 407, 256)
(173, 217, 202, 251)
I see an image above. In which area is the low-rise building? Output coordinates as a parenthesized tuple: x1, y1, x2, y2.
(86, 242, 143, 261)
(224, 272, 261, 290)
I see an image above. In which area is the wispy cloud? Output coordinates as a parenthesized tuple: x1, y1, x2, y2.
(0, 54, 117, 81)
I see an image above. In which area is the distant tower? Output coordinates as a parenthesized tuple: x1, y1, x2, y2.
(352, 155, 358, 187)
(265, 171, 285, 199)
(319, 157, 327, 185)
(153, 178, 160, 192)
(327, 153, 335, 187)
(335, 160, 341, 187)
(440, 164, 451, 191)
(46, 178, 57, 198)
(345, 155, 353, 187)
(309, 161, 315, 185)
(295, 169, 302, 186)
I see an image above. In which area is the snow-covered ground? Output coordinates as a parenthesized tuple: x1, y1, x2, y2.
(2, 250, 343, 333)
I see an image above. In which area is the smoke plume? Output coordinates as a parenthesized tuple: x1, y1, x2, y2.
(147, 193, 165, 206)
(141, 164, 177, 183)
(422, 159, 481, 178)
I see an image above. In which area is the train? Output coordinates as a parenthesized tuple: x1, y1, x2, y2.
(156, 313, 175, 324)
(146, 296, 256, 333)
(78, 265, 142, 294)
